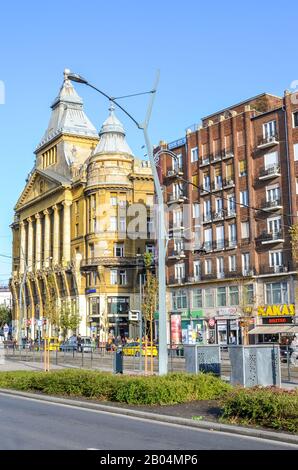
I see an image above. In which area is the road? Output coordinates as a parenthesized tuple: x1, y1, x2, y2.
(0, 393, 296, 450)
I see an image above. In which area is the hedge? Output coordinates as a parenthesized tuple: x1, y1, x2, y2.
(221, 386, 298, 433)
(0, 370, 231, 405)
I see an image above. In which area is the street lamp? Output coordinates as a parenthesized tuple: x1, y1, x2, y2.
(67, 70, 168, 375)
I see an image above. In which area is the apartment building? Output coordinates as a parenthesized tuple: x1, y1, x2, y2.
(157, 91, 298, 345)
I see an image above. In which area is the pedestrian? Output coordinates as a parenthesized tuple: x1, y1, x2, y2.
(290, 336, 298, 365)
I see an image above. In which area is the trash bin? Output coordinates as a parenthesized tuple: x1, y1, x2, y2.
(113, 348, 123, 374)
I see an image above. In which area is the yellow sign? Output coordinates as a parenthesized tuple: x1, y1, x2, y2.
(257, 304, 295, 317)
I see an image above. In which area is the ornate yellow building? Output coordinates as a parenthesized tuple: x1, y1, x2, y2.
(10, 70, 154, 341)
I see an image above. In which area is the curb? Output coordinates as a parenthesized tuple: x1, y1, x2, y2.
(0, 388, 297, 446)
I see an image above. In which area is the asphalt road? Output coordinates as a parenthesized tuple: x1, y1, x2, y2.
(0, 393, 296, 450)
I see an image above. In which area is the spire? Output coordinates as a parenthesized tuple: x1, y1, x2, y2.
(36, 68, 98, 151)
(94, 102, 133, 155)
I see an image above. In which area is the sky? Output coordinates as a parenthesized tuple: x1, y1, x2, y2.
(0, 0, 297, 284)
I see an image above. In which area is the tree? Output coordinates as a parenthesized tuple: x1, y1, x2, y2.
(59, 300, 81, 340)
(142, 252, 158, 373)
(238, 283, 257, 346)
(44, 273, 59, 335)
(0, 305, 12, 328)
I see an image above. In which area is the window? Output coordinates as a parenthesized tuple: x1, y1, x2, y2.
(228, 223, 237, 245)
(242, 253, 250, 273)
(204, 228, 212, 250)
(215, 198, 223, 214)
(110, 269, 118, 285)
(193, 203, 200, 219)
(226, 163, 234, 181)
(213, 139, 220, 157)
(119, 270, 127, 285)
(173, 208, 183, 228)
(205, 259, 212, 275)
(266, 282, 288, 304)
(89, 243, 94, 259)
(216, 225, 224, 249)
(240, 190, 248, 207)
(175, 263, 185, 281)
(203, 174, 210, 191)
(293, 111, 298, 128)
(229, 255, 236, 272)
(215, 172, 222, 189)
(264, 151, 278, 169)
(119, 217, 126, 232)
(193, 288, 202, 308)
(191, 147, 198, 162)
(173, 183, 183, 199)
(263, 120, 277, 139)
(269, 250, 283, 267)
(267, 217, 281, 234)
(204, 199, 211, 219)
(201, 143, 208, 158)
(224, 134, 232, 151)
(243, 284, 254, 304)
(172, 290, 187, 310)
(205, 288, 214, 307)
(227, 194, 236, 215)
(237, 131, 244, 147)
(174, 239, 184, 252)
(75, 223, 79, 238)
(296, 178, 298, 195)
(294, 143, 298, 161)
(217, 256, 224, 278)
(217, 287, 226, 306)
(266, 185, 280, 202)
(110, 216, 117, 231)
(229, 286, 239, 306)
(114, 243, 124, 257)
(192, 174, 199, 186)
(173, 153, 183, 170)
(241, 221, 250, 239)
(110, 194, 117, 206)
(193, 260, 201, 280)
(239, 160, 247, 177)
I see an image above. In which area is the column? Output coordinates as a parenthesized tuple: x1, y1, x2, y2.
(27, 217, 33, 272)
(35, 213, 42, 271)
(19, 221, 26, 274)
(43, 209, 51, 267)
(52, 205, 60, 265)
(62, 200, 72, 264)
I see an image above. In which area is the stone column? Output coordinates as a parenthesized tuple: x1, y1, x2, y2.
(35, 213, 42, 271)
(52, 205, 60, 266)
(43, 209, 51, 267)
(27, 217, 33, 272)
(62, 200, 72, 265)
(19, 221, 26, 274)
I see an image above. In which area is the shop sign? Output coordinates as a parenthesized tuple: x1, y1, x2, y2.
(181, 310, 190, 319)
(263, 316, 293, 325)
(86, 288, 96, 294)
(190, 310, 203, 318)
(217, 307, 237, 316)
(154, 311, 159, 320)
(208, 318, 215, 328)
(257, 304, 295, 317)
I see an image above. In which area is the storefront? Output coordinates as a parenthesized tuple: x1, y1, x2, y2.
(249, 303, 296, 343)
(180, 309, 205, 344)
(214, 308, 240, 345)
(107, 296, 130, 338)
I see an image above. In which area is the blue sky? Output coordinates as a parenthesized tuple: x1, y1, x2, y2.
(0, 0, 297, 283)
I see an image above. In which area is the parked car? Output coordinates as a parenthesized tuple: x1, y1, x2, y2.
(60, 336, 77, 352)
(122, 342, 158, 357)
(77, 336, 94, 353)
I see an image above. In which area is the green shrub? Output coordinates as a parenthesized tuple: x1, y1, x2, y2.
(0, 370, 230, 405)
(221, 387, 298, 433)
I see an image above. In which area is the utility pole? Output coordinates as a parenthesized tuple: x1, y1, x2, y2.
(139, 272, 143, 373)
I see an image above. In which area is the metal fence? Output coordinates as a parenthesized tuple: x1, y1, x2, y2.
(3, 343, 298, 384)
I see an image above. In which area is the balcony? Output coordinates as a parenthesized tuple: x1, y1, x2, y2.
(214, 239, 225, 251)
(217, 272, 225, 279)
(226, 238, 237, 249)
(199, 157, 211, 167)
(168, 193, 186, 204)
(225, 209, 236, 219)
(261, 198, 283, 211)
(223, 179, 235, 189)
(203, 241, 213, 252)
(81, 256, 140, 271)
(257, 133, 279, 149)
(258, 165, 281, 181)
(200, 185, 211, 195)
(213, 210, 225, 221)
(168, 250, 186, 260)
(211, 182, 223, 192)
(169, 225, 185, 237)
(203, 213, 212, 224)
(222, 149, 234, 160)
(258, 231, 285, 245)
(166, 169, 183, 179)
(259, 265, 289, 275)
(211, 154, 222, 163)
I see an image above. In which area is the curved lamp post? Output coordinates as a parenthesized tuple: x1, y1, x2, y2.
(67, 71, 168, 375)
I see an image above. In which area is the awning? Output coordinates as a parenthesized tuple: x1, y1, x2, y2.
(249, 325, 293, 334)
(287, 325, 298, 333)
